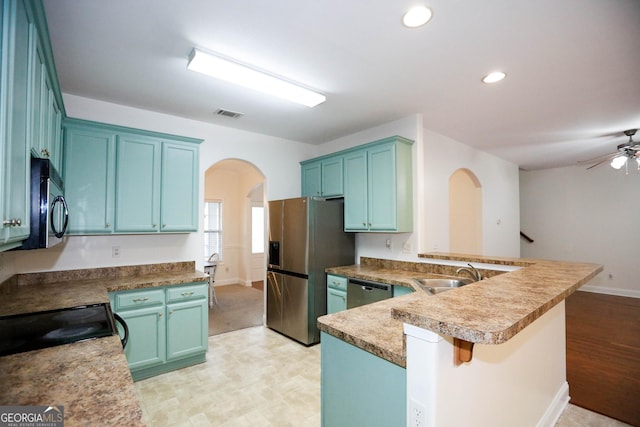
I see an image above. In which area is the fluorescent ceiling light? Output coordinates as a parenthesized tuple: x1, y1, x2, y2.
(187, 48, 326, 108)
(403, 6, 433, 28)
(482, 71, 507, 83)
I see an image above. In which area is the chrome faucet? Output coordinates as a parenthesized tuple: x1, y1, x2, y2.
(456, 263, 482, 282)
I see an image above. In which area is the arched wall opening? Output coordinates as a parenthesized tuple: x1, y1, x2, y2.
(449, 168, 483, 255)
(204, 158, 266, 287)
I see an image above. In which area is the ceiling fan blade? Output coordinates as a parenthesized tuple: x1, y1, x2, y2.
(586, 154, 618, 170)
(577, 151, 617, 164)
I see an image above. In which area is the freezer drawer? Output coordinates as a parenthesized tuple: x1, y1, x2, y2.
(266, 270, 312, 344)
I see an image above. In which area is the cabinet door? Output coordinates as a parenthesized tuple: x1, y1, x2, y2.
(118, 305, 166, 370)
(343, 150, 368, 231)
(115, 135, 160, 232)
(367, 143, 396, 230)
(63, 125, 116, 233)
(321, 157, 343, 197)
(301, 160, 321, 197)
(327, 287, 346, 314)
(160, 141, 198, 232)
(1, 0, 31, 244)
(166, 299, 208, 360)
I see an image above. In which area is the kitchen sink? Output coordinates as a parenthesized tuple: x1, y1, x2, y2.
(411, 278, 473, 295)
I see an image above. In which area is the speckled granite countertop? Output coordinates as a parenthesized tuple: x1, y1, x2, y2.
(318, 255, 602, 367)
(0, 336, 145, 426)
(0, 261, 209, 317)
(0, 261, 209, 426)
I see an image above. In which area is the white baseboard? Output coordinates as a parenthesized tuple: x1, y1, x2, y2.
(537, 382, 569, 427)
(579, 285, 640, 299)
(212, 278, 255, 287)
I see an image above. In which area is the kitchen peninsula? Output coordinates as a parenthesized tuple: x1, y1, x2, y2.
(318, 254, 602, 427)
(0, 262, 208, 426)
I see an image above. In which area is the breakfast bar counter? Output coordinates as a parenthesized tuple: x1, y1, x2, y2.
(319, 254, 602, 366)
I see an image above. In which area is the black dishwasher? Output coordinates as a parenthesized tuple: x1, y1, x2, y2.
(346, 278, 393, 309)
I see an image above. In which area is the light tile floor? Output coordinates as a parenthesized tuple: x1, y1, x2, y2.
(135, 326, 630, 427)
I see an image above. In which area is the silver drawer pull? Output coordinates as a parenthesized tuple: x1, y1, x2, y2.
(158, 312, 163, 318)
(181, 291, 194, 297)
(169, 310, 174, 315)
(132, 297, 149, 303)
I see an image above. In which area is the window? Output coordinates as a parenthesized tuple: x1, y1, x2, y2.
(204, 201, 222, 260)
(251, 205, 264, 253)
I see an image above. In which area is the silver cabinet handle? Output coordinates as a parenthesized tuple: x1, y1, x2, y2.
(105, 223, 111, 228)
(41, 148, 50, 158)
(168, 310, 174, 315)
(2, 219, 22, 227)
(158, 312, 163, 317)
(132, 297, 149, 303)
(152, 224, 157, 227)
(181, 291, 194, 297)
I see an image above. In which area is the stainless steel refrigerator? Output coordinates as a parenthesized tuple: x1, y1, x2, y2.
(267, 197, 355, 345)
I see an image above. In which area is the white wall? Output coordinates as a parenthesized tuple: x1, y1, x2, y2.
(422, 129, 520, 258)
(8, 94, 312, 274)
(520, 165, 639, 297)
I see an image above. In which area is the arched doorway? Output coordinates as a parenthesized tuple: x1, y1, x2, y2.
(203, 159, 265, 286)
(449, 168, 482, 255)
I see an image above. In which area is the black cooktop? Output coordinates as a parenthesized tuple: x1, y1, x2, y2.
(0, 303, 117, 357)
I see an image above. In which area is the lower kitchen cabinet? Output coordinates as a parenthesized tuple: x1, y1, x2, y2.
(321, 332, 406, 427)
(109, 282, 208, 381)
(326, 274, 347, 314)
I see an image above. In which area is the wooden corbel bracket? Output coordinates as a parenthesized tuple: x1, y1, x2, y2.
(453, 338, 475, 365)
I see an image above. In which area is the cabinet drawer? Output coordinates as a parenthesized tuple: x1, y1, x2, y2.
(327, 275, 347, 291)
(115, 289, 165, 310)
(166, 283, 208, 303)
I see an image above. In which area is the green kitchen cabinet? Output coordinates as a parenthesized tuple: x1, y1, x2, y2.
(28, 27, 62, 172)
(321, 332, 406, 427)
(343, 136, 413, 232)
(393, 285, 414, 297)
(115, 134, 161, 232)
(63, 122, 117, 234)
(62, 117, 201, 235)
(301, 155, 344, 198)
(326, 274, 347, 314)
(166, 285, 208, 360)
(110, 281, 208, 381)
(0, 0, 31, 248)
(160, 141, 199, 232)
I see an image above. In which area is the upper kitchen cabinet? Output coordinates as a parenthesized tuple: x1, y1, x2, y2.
(0, 0, 64, 251)
(63, 121, 117, 234)
(62, 118, 202, 235)
(0, 0, 32, 248)
(28, 18, 62, 172)
(344, 137, 413, 232)
(300, 155, 344, 198)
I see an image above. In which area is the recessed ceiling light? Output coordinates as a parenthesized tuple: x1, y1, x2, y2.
(403, 6, 433, 28)
(482, 71, 507, 83)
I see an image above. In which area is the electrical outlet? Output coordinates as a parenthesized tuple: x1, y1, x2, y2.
(402, 241, 412, 253)
(410, 398, 427, 427)
(112, 246, 120, 258)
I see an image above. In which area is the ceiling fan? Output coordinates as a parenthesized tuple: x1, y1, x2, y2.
(579, 129, 640, 173)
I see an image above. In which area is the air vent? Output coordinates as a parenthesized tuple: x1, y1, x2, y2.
(215, 109, 243, 119)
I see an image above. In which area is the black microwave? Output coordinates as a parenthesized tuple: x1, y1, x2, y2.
(20, 157, 69, 250)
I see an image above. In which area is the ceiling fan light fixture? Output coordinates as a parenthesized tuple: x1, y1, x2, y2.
(187, 48, 326, 108)
(403, 6, 433, 28)
(610, 155, 627, 169)
(482, 71, 506, 83)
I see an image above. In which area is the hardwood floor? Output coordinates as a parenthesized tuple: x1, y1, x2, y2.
(566, 291, 640, 426)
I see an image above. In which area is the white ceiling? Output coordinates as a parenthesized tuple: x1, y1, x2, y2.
(43, 0, 640, 170)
